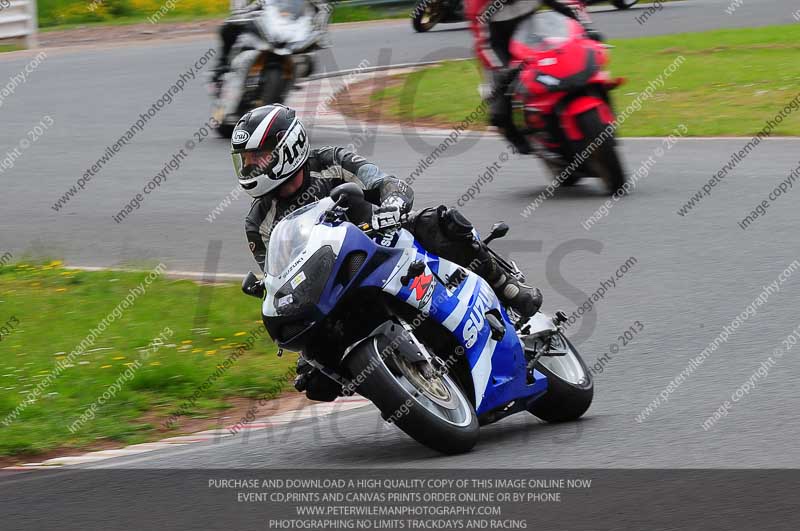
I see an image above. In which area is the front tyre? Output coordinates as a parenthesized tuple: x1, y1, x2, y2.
(346, 337, 479, 454)
(259, 63, 290, 106)
(528, 333, 594, 422)
(572, 108, 627, 195)
(612, 0, 640, 9)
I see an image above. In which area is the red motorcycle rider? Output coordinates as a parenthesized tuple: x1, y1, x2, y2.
(465, 0, 602, 153)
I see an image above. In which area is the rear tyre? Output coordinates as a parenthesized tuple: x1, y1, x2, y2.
(528, 333, 594, 422)
(612, 0, 639, 9)
(572, 108, 626, 195)
(412, 0, 443, 32)
(346, 337, 479, 454)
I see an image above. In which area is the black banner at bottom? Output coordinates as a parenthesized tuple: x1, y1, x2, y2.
(1, 469, 798, 530)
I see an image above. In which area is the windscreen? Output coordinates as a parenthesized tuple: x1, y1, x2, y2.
(266, 198, 333, 277)
(512, 11, 572, 51)
(264, 0, 308, 19)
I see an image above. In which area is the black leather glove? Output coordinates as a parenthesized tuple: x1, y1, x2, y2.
(372, 204, 402, 231)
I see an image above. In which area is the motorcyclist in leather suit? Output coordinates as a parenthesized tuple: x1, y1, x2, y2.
(465, 0, 601, 153)
(211, 0, 331, 90)
(232, 104, 542, 400)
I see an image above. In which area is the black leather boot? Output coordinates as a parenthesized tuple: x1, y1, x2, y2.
(476, 247, 542, 319)
(294, 358, 340, 402)
(489, 69, 532, 155)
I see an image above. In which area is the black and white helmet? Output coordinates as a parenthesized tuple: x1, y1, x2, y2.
(231, 104, 310, 198)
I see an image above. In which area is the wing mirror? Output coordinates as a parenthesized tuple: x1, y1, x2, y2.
(242, 271, 265, 299)
(483, 221, 509, 245)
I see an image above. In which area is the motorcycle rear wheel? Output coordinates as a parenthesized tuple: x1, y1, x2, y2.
(346, 337, 479, 454)
(412, 1, 443, 32)
(528, 333, 594, 422)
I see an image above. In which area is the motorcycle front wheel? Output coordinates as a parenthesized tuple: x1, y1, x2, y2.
(259, 63, 289, 106)
(612, 0, 640, 9)
(346, 337, 479, 454)
(571, 108, 627, 195)
(528, 333, 594, 422)
(412, 0, 443, 32)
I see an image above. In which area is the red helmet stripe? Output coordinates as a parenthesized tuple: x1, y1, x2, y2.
(259, 109, 282, 148)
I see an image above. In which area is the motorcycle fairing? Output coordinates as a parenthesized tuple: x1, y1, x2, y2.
(375, 229, 548, 415)
(257, 3, 315, 54)
(217, 0, 326, 121)
(560, 94, 616, 141)
(262, 218, 547, 416)
(509, 10, 618, 140)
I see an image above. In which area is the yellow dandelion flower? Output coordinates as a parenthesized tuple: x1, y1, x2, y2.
(56, 288, 67, 292)
(49, 260, 63, 267)
(100, 365, 112, 369)
(113, 356, 125, 360)
(192, 348, 203, 353)
(213, 338, 225, 342)
(181, 340, 192, 344)
(150, 362, 161, 366)
(234, 332, 247, 337)
(205, 350, 217, 356)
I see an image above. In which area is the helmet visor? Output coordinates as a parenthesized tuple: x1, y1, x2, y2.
(233, 148, 278, 180)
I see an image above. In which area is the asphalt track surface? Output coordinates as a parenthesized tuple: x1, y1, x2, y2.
(1, 0, 800, 470)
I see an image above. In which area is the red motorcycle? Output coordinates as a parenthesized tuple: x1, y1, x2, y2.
(509, 11, 626, 193)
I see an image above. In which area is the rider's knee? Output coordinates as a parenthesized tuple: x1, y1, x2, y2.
(439, 207, 474, 242)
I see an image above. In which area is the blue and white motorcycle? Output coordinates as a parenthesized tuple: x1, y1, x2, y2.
(243, 184, 593, 454)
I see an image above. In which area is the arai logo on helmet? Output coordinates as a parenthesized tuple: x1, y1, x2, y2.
(232, 130, 251, 144)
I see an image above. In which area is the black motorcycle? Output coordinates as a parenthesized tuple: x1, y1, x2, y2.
(410, 0, 639, 33)
(410, 0, 463, 32)
(588, 0, 640, 9)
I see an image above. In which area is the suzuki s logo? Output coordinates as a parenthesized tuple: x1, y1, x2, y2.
(410, 273, 434, 307)
(462, 284, 494, 349)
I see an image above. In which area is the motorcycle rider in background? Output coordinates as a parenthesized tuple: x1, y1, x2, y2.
(233, 104, 542, 401)
(210, 0, 332, 91)
(465, 0, 602, 153)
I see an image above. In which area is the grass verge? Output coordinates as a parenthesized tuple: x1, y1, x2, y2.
(0, 261, 294, 458)
(34, 0, 405, 30)
(37, 0, 229, 28)
(366, 24, 800, 136)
